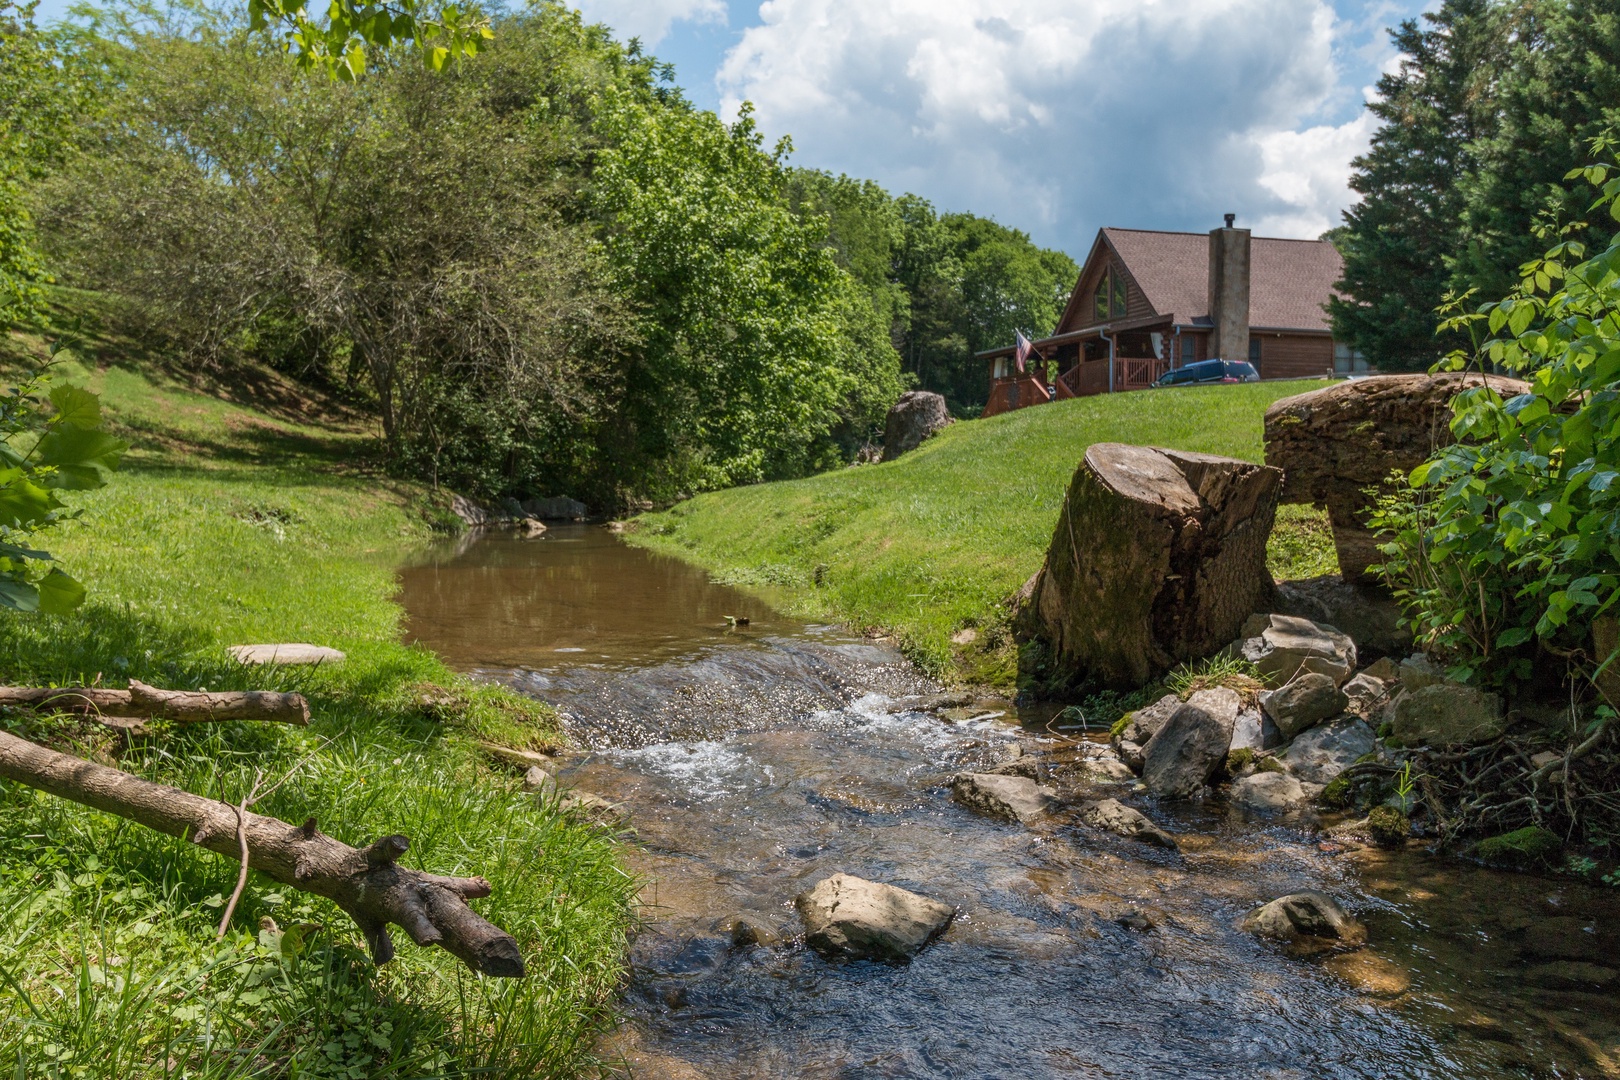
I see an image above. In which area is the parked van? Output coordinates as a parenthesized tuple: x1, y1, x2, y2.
(1151, 359, 1259, 388)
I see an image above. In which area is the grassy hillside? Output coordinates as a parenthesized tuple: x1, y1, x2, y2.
(633, 381, 1337, 683)
(0, 313, 634, 1079)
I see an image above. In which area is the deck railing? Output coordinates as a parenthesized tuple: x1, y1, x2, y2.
(1118, 357, 1169, 391)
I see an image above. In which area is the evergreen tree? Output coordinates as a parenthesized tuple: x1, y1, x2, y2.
(1328, 0, 1506, 371)
(1453, 0, 1620, 302)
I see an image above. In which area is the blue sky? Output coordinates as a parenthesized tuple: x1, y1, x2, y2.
(33, 0, 1437, 259)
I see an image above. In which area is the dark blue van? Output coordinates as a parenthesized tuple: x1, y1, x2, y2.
(1151, 359, 1260, 388)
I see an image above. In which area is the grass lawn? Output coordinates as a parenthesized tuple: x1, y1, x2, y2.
(633, 381, 1339, 683)
(0, 313, 635, 1079)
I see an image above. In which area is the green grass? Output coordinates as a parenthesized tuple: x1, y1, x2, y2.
(0, 320, 635, 1078)
(633, 381, 1339, 683)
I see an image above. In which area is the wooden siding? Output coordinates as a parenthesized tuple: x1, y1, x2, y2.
(1255, 333, 1333, 380)
(983, 375, 1053, 418)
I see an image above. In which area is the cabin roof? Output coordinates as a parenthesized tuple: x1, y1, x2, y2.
(1097, 227, 1342, 331)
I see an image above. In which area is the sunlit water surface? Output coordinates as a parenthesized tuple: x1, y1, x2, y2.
(399, 526, 1620, 1079)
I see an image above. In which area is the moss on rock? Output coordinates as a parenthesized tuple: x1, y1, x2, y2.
(1368, 805, 1410, 848)
(1472, 826, 1563, 869)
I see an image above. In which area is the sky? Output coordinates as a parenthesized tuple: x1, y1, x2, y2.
(32, 0, 1439, 259)
(577, 0, 1436, 256)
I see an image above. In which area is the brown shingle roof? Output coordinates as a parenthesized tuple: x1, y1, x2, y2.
(1100, 227, 1342, 332)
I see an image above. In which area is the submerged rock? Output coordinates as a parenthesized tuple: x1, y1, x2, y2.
(1260, 672, 1348, 739)
(1524, 961, 1618, 990)
(1279, 716, 1377, 785)
(1242, 891, 1366, 952)
(714, 912, 787, 949)
(1141, 688, 1241, 798)
(795, 873, 955, 962)
(950, 772, 1056, 823)
(1019, 443, 1281, 687)
(1077, 798, 1178, 848)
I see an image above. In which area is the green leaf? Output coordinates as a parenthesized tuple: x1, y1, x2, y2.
(48, 385, 101, 429)
(37, 569, 84, 614)
(0, 577, 39, 612)
(0, 478, 59, 529)
(1497, 627, 1533, 648)
(35, 427, 127, 490)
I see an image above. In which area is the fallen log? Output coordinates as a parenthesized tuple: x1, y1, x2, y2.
(0, 680, 309, 726)
(0, 729, 524, 977)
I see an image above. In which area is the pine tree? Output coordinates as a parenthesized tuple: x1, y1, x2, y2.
(1453, 0, 1620, 302)
(1328, 0, 1506, 372)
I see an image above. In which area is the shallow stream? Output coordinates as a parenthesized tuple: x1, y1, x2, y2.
(398, 526, 1620, 1079)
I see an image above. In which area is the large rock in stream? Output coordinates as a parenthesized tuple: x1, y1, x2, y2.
(1019, 444, 1281, 687)
(795, 873, 955, 962)
(950, 772, 1055, 823)
(1141, 688, 1241, 798)
(1264, 373, 1527, 583)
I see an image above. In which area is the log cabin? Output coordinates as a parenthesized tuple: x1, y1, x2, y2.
(979, 216, 1366, 417)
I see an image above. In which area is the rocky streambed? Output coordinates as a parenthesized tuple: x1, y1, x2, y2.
(400, 526, 1620, 1079)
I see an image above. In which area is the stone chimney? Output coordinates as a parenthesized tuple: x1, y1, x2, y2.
(1208, 214, 1251, 362)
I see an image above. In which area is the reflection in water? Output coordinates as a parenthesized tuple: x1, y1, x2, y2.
(398, 525, 792, 672)
(398, 528, 1620, 1079)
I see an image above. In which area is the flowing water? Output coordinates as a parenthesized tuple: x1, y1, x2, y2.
(399, 526, 1620, 1079)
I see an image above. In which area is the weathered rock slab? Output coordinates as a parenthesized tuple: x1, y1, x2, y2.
(1142, 688, 1241, 798)
(1241, 615, 1357, 686)
(1077, 798, 1178, 848)
(1229, 771, 1317, 815)
(795, 873, 955, 962)
(1261, 672, 1348, 739)
(1021, 444, 1281, 687)
(1271, 575, 1413, 659)
(1280, 716, 1377, 785)
(1119, 694, 1183, 745)
(881, 391, 954, 461)
(1264, 372, 1528, 582)
(950, 772, 1055, 823)
(1389, 683, 1505, 747)
(228, 643, 346, 666)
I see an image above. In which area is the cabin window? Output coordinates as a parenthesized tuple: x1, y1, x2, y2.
(1334, 342, 1370, 374)
(1093, 267, 1128, 322)
(1093, 274, 1109, 321)
(1248, 338, 1262, 365)
(993, 357, 1009, 379)
(1111, 275, 1127, 318)
(1179, 336, 1195, 365)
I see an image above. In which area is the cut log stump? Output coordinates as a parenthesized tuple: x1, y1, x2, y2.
(0, 729, 524, 977)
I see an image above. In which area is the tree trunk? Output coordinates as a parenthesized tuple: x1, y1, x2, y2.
(0, 680, 309, 726)
(0, 729, 525, 977)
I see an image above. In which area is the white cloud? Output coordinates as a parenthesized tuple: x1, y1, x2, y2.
(573, 0, 726, 46)
(716, 0, 1387, 249)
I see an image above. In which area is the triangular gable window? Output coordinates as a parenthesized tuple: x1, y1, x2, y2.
(1093, 266, 1128, 322)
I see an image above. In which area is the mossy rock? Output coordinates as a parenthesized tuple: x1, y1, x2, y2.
(1472, 826, 1563, 869)
(1319, 774, 1354, 809)
(1110, 713, 1133, 739)
(1367, 805, 1409, 848)
(1226, 747, 1255, 775)
(1254, 755, 1286, 775)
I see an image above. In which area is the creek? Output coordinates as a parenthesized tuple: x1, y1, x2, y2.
(398, 525, 1620, 1079)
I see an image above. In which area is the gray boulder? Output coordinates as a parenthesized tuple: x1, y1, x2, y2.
(1119, 694, 1184, 745)
(1242, 891, 1367, 949)
(522, 766, 556, 798)
(1242, 615, 1357, 686)
(1018, 444, 1281, 688)
(1113, 738, 1146, 773)
(795, 873, 955, 962)
(950, 773, 1055, 823)
(1279, 716, 1377, 784)
(1228, 707, 1281, 752)
(1229, 771, 1318, 816)
(1260, 673, 1348, 739)
(1397, 653, 1447, 691)
(1142, 688, 1241, 798)
(1389, 683, 1505, 746)
(1271, 575, 1413, 659)
(1077, 798, 1178, 848)
(522, 495, 590, 520)
(1341, 672, 1392, 721)
(881, 390, 953, 461)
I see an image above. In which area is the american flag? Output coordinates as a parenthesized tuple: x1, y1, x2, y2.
(1015, 330, 1033, 373)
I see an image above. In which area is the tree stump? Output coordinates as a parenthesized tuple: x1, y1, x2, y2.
(1021, 443, 1281, 688)
(1263, 373, 1527, 583)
